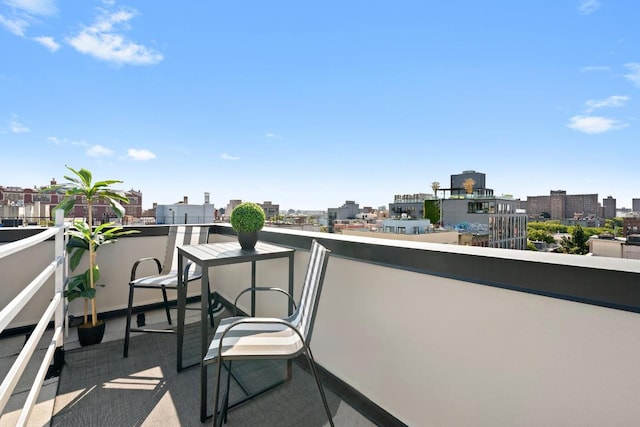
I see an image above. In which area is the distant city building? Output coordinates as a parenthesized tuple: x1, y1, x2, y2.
(441, 198, 527, 250)
(327, 200, 360, 231)
(526, 190, 599, 220)
(617, 207, 632, 217)
(222, 200, 279, 221)
(623, 214, 640, 238)
(633, 198, 640, 213)
(156, 195, 214, 224)
(341, 227, 460, 245)
(440, 170, 527, 250)
(259, 201, 280, 220)
(378, 171, 526, 250)
(388, 193, 433, 219)
(0, 179, 142, 224)
(589, 235, 640, 260)
(603, 196, 616, 219)
(224, 199, 243, 220)
(382, 218, 432, 234)
(448, 170, 493, 198)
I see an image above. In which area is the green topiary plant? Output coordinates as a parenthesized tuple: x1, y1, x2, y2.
(230, 202, 266, 232)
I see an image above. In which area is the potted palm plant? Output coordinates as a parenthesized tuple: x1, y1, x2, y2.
(230, 202, 266, 250)
(50, 166, 138, 345)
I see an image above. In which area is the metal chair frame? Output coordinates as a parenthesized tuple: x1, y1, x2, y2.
(123, 225, 220, 357)
(204, 239, 334, 426)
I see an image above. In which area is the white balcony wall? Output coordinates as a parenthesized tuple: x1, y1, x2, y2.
(314, 255, 640, 426)
(3, 228, 640, 426)
(0, 229, 207, 326)
(210, 231, 640, 426)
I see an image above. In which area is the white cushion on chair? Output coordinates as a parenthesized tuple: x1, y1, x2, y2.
(204, 316, 304, 362)
(130, 269, 202, 287)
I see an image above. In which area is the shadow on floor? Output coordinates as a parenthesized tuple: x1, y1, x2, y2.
(52, 324, 373, 426)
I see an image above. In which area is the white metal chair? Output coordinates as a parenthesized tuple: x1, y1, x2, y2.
(203, 239, 334, 426)
(123, 225, 222, 357)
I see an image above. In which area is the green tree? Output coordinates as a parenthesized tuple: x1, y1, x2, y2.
(528, 221, 567, 234)
(431, 181, 440, 197)
(528, 229, 555, 244)
(560, 224, 590, 255)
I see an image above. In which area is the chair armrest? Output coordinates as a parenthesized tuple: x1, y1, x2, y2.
(130, 257, 162, 281)
(181, 261, 194, 283)
(233, 287, 297, 316)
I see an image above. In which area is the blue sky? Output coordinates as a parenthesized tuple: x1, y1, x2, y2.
(1, 0, 638, 211)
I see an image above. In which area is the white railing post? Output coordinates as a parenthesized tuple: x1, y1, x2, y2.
(0, 213, 69, 425)
(54, 209, 65, 346)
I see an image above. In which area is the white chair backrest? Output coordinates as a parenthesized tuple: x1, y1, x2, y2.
(290, 240, 330, 344)
(162, 225, 210, 274)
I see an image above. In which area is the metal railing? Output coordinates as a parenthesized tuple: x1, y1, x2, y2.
(0, 210, 67, 426)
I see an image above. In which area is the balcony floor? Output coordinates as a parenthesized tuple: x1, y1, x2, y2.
(47, 304, 374, 426)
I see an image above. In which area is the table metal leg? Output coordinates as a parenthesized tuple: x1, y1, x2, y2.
(200, 267, 210, 423)
(177, 254, 185, 372)
(287, 253, 294, 380)
(251, 260, 256, 317)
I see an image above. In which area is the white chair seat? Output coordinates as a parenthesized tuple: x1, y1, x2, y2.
(130, 270, 202, 287)
(204, 317, 303, 362)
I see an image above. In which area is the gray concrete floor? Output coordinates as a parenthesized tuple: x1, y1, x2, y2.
(2, 303, 374, 426)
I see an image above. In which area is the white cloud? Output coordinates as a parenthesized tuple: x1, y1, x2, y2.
(10, 115, 30, 133)
(579, 65, 610, 72)
(578, 0, 600, 15)
(87, 144, 113, 157)
(47, 136, 87, 146)
(33, 35, 60, 52)
(624, 63, 640, 87)
(266, 132, 283, 140)
(584, 95, 629, 113)
(567, 115, 625, 134)
(66, 6, 163, 66)
(0, 14, 28, 36)
(127, 148, 156, 161)
(221, 153, 240, 160)
(6, 0, 58, 16)
(0, 0, 57, 37)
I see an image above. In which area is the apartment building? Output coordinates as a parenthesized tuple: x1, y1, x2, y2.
(327, 200, 360, 232)
(441, 171, 527, 250)
(526, 190, 599, 220)
(259, 201, 280, 220)
(603, 196, 616, 219)
(388, 193, 433, 219)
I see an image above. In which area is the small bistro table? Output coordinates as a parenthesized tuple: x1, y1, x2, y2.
(176, 240, 295, 422)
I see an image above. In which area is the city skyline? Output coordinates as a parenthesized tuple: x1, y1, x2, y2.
(1, 1, 639, 210)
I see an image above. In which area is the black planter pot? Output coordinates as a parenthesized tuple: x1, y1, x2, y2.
(77, 320, 106, 346)
(237, 231, 259, 250)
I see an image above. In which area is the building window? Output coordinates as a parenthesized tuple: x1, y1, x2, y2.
(32, 194, 51, 202)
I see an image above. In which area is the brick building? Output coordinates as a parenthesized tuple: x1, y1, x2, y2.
(526, 190, 599, 220)
(0, 179, 142, 223)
